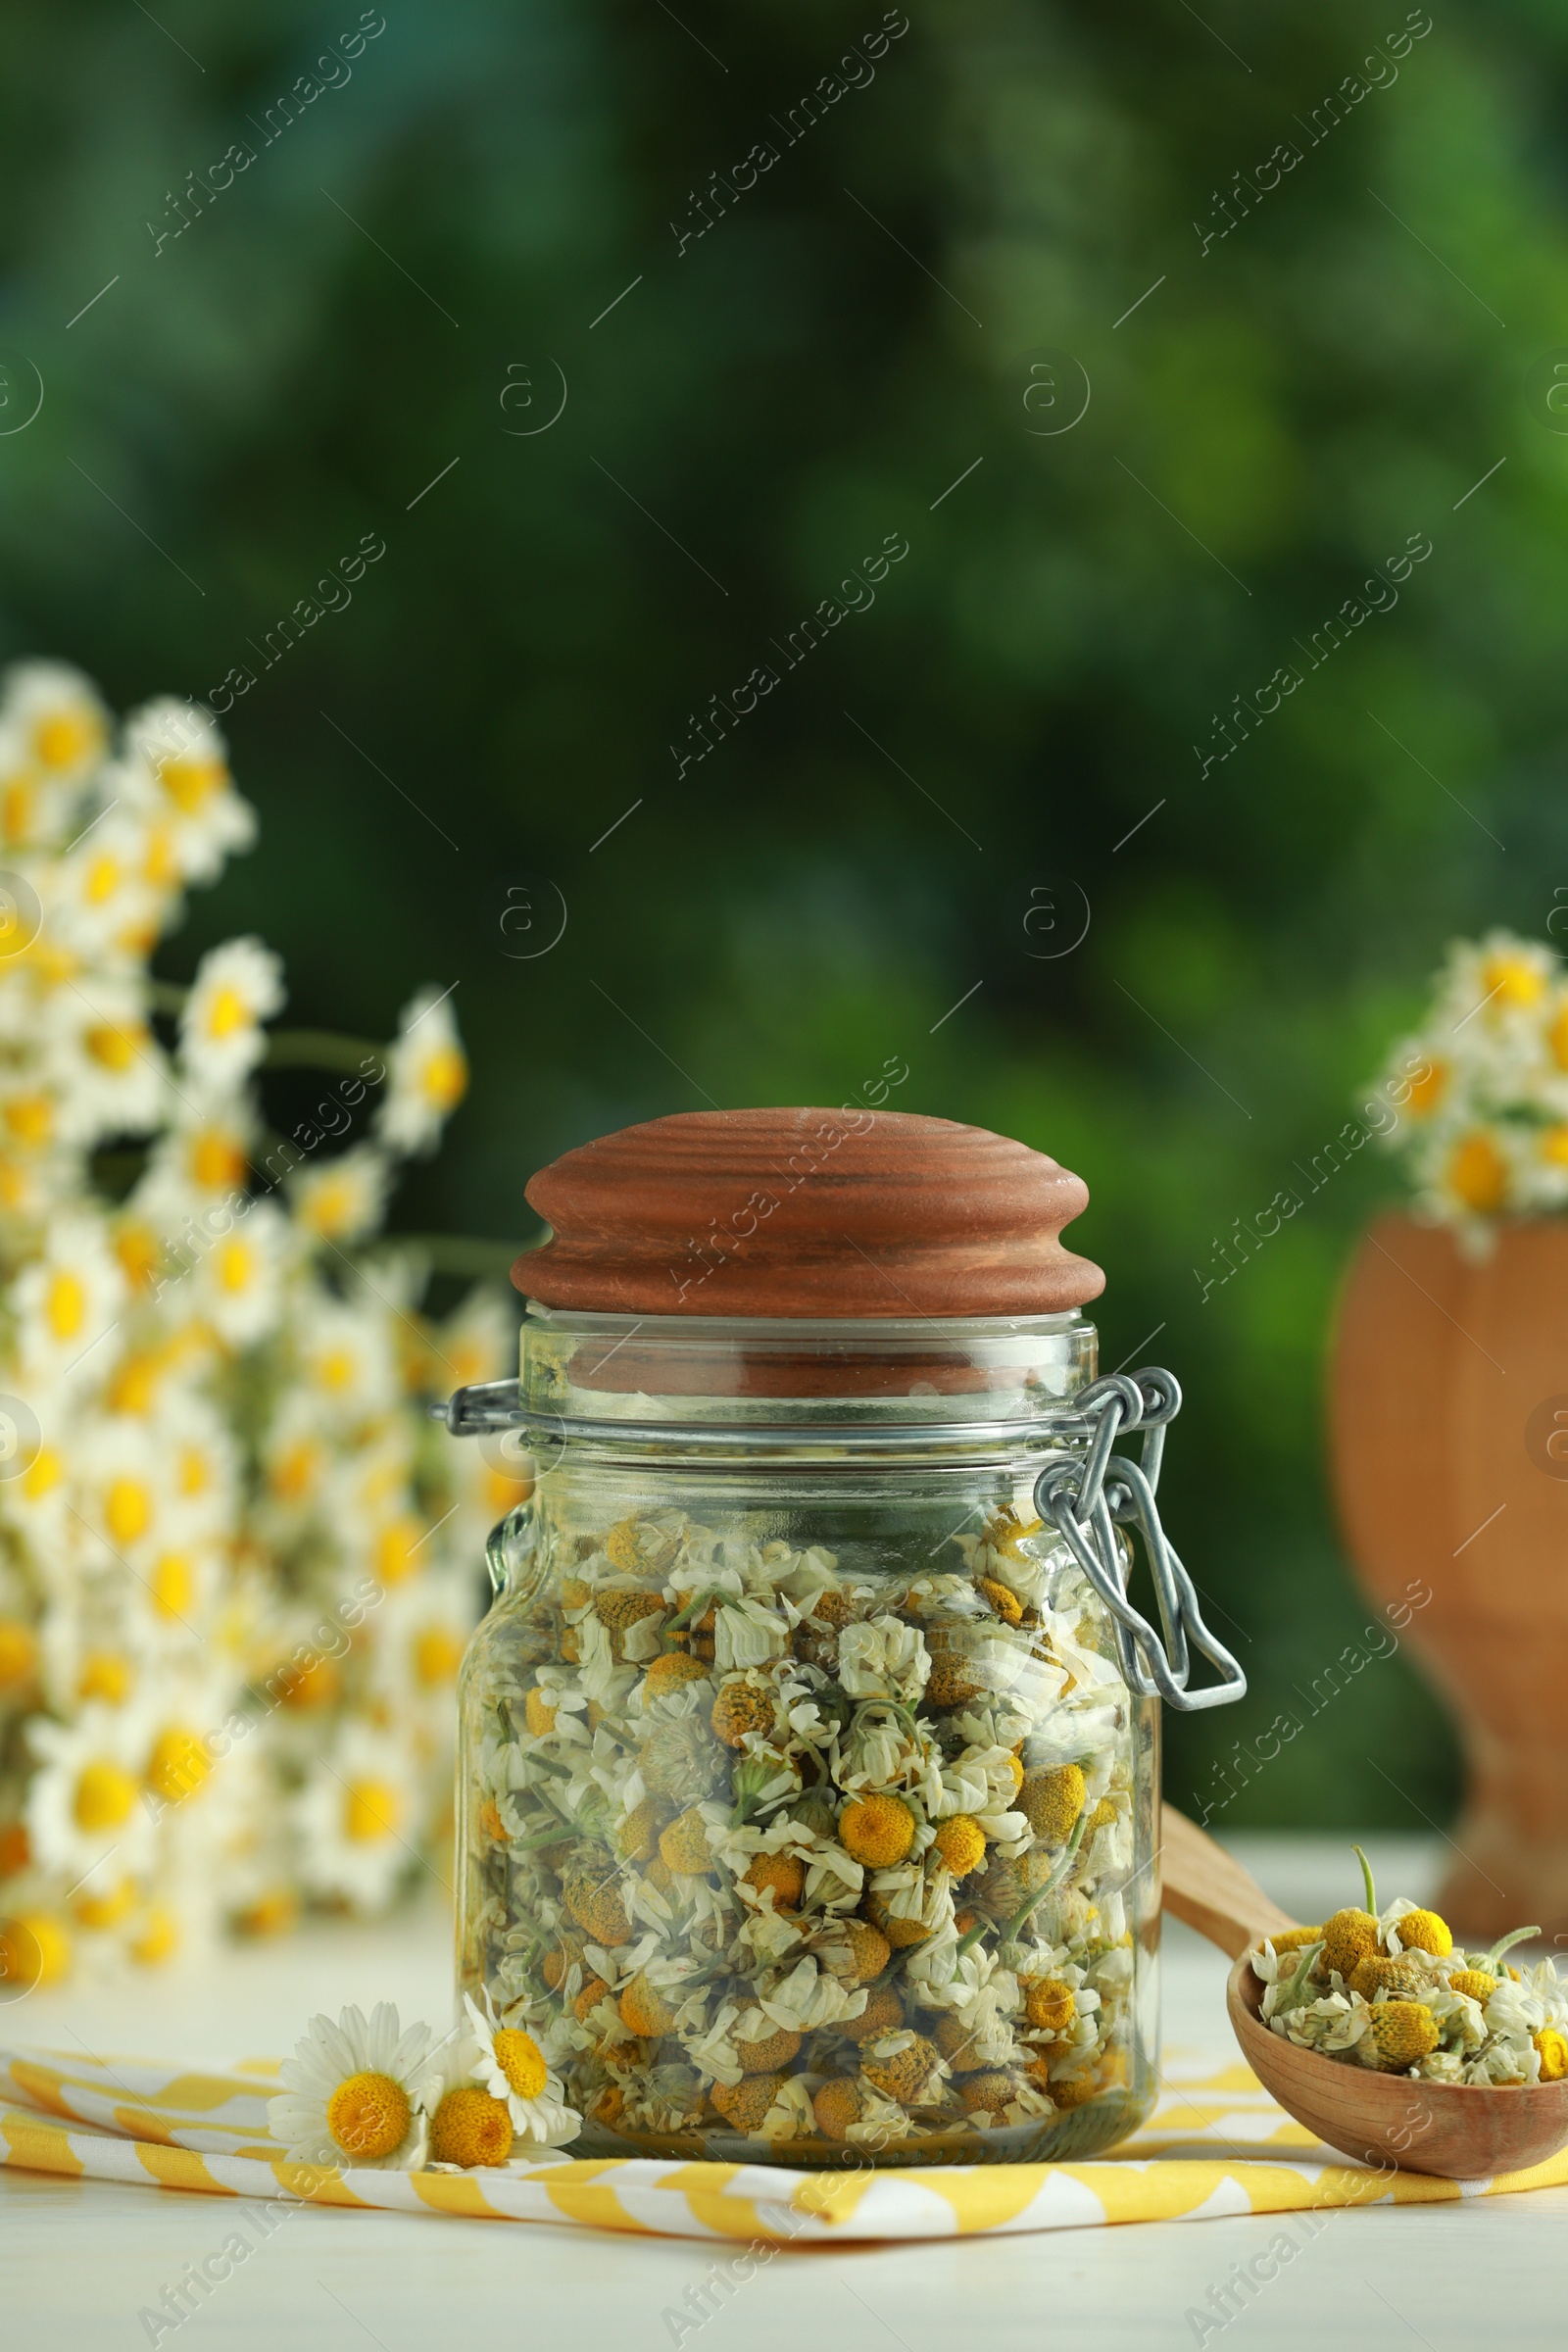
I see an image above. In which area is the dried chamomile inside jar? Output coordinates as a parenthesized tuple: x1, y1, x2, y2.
(460, 1501, 1149, 2162)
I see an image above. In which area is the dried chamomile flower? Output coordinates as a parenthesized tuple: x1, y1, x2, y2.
(1362, 2001, 1442, 2072)
(840, 1793, 916, 1868)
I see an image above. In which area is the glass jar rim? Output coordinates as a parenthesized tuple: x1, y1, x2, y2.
(514, 1299, 1097, 1447)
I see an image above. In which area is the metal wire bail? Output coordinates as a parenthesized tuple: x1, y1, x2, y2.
(1032, 1366, 1246, 1713)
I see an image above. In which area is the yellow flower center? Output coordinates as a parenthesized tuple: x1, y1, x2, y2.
(46, 1270, 86, 1341)
(345, 1779, 402, 1842)
(317, 1347, 357, 1392)
(114, 1222, 163, 1291)
(1536, 2029, 1568, 2082)
(0, 1911, 71, 1988)
(35, 710, 101, 770)
(270, 1440, 321, 1503)
(1, 779, 33, 844)
(414, 1628, 464, 1687)
(1448, 1133, 1508, 1215)
(217, 1240, 255, 1294)
(130, 1906, 179, 1967)
(278, 1654, 340, 1709)
(325, 2070, 412, 2162)
(3, 1096, 52, 1147)
(158, 758, 225, 814)
(374, 1518, 424, 1587)
(1542, 1125, 1568, 1168)
(491, 2028, 547, 2101)
(74, 1759, 138, 1833)
(74, 1875, 135, 1931)
(429, 2084, 514, 2167)
(77, 1651, 133, 1704)
(1403, 1057, 1448, 1118)
(839, 1792, 917, 1869)
(177, 1446, 210, 1496)
(1482, 954, 1546, 1011)
(22, 1445, 61, 1503)
(107, 1351, 162, 1414)
(150, 1553, 195, 1619)
(205, 984, 250, 1040)
(84, 854, 121, 906)
(85, 1021, 144, 1071)
(147, 1728, 211, 1805)
(235, 1888, 299, 1938)
(105, 1477, 152, 1546)
(420, 1046, 467, 1110)
(190, 1131, 247, 1188)
(303, 1179, 355, 1237)
(144, 823, 178, 889)
(0, 1620, 38, 1689)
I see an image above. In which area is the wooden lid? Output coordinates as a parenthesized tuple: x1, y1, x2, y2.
(514, 1108, 1103, 1317)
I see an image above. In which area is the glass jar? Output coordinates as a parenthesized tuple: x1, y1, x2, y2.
(453, 1305, 1170, 2169)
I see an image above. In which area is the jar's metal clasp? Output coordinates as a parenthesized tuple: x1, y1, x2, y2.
(1032, 1367, 1247, 1714)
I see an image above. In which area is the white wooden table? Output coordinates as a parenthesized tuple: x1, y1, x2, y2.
(4, 1836, 1564, 2350)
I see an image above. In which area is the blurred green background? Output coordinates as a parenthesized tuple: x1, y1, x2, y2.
(4, 0, 1563, 1825)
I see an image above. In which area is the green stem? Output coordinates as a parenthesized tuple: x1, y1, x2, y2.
(384, 1234, 521, 1277)
(665, 1584, 725, 1636)
(1352, 1843, 1378, 1916)
(264, 1027, 387, 1073)
(957, 1808, 1089, 1962)
(1485, 1925, 1542, 1972)
(1278, 1938, 1325, 2011)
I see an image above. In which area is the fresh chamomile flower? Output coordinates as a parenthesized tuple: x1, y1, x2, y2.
(268, 2003, 432, 2170)
(295, 1727, 418, 1911)
(293, 1294, 401, 1424)
(134, 1101, 256, 1227)
(115, 698, 256, 886)
(39, 975, 167, 1145)
(0, 659, 110, 814)
(376, 986, 467, 1155)
(184, 1197, 291, 1348)
(12, 1211, 126, 1390)
(178, 937, 284, 1092)
(460, 1989, 581, 2151)
(24, 1702, 158, 1882)
(48, 809, 170, 966)
(289, 1147, 391, 1246)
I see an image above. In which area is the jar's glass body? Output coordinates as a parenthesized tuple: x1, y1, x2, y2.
(456, 1308, 1159, 2168)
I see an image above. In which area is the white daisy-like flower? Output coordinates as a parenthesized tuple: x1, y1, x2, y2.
(46, 809, 169, 966)
(24, 1702, 158, 1882)
(0, 661, 112, 835)
(295, 1725, 418, 1910)
(293, 1295, 400, 1425)
(74, 1412, 190, 1573)
(178, 937, 284, 1091)
(268, 2003, 432, 2170)
(134, 1101, 255, 1228)
(184, 1196, 291, 1348)
(39, 974, 168, 1145)
(289, 1147, 391, 1245)
(460, 1989, 581, 2151)
(377, 987, 466, 1155)
(115, 698, 256, 884)
(415, 2020, 518, 2169)
(12, 1212, 126, 1390)
(3, 660, 111, 780)
(837, 1615, 931, 1704)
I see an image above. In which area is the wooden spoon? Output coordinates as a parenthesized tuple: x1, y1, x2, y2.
(1160, 1804, 1568, 2180)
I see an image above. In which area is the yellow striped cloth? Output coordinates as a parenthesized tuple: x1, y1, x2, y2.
(3, 2041, 1565, 2240)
